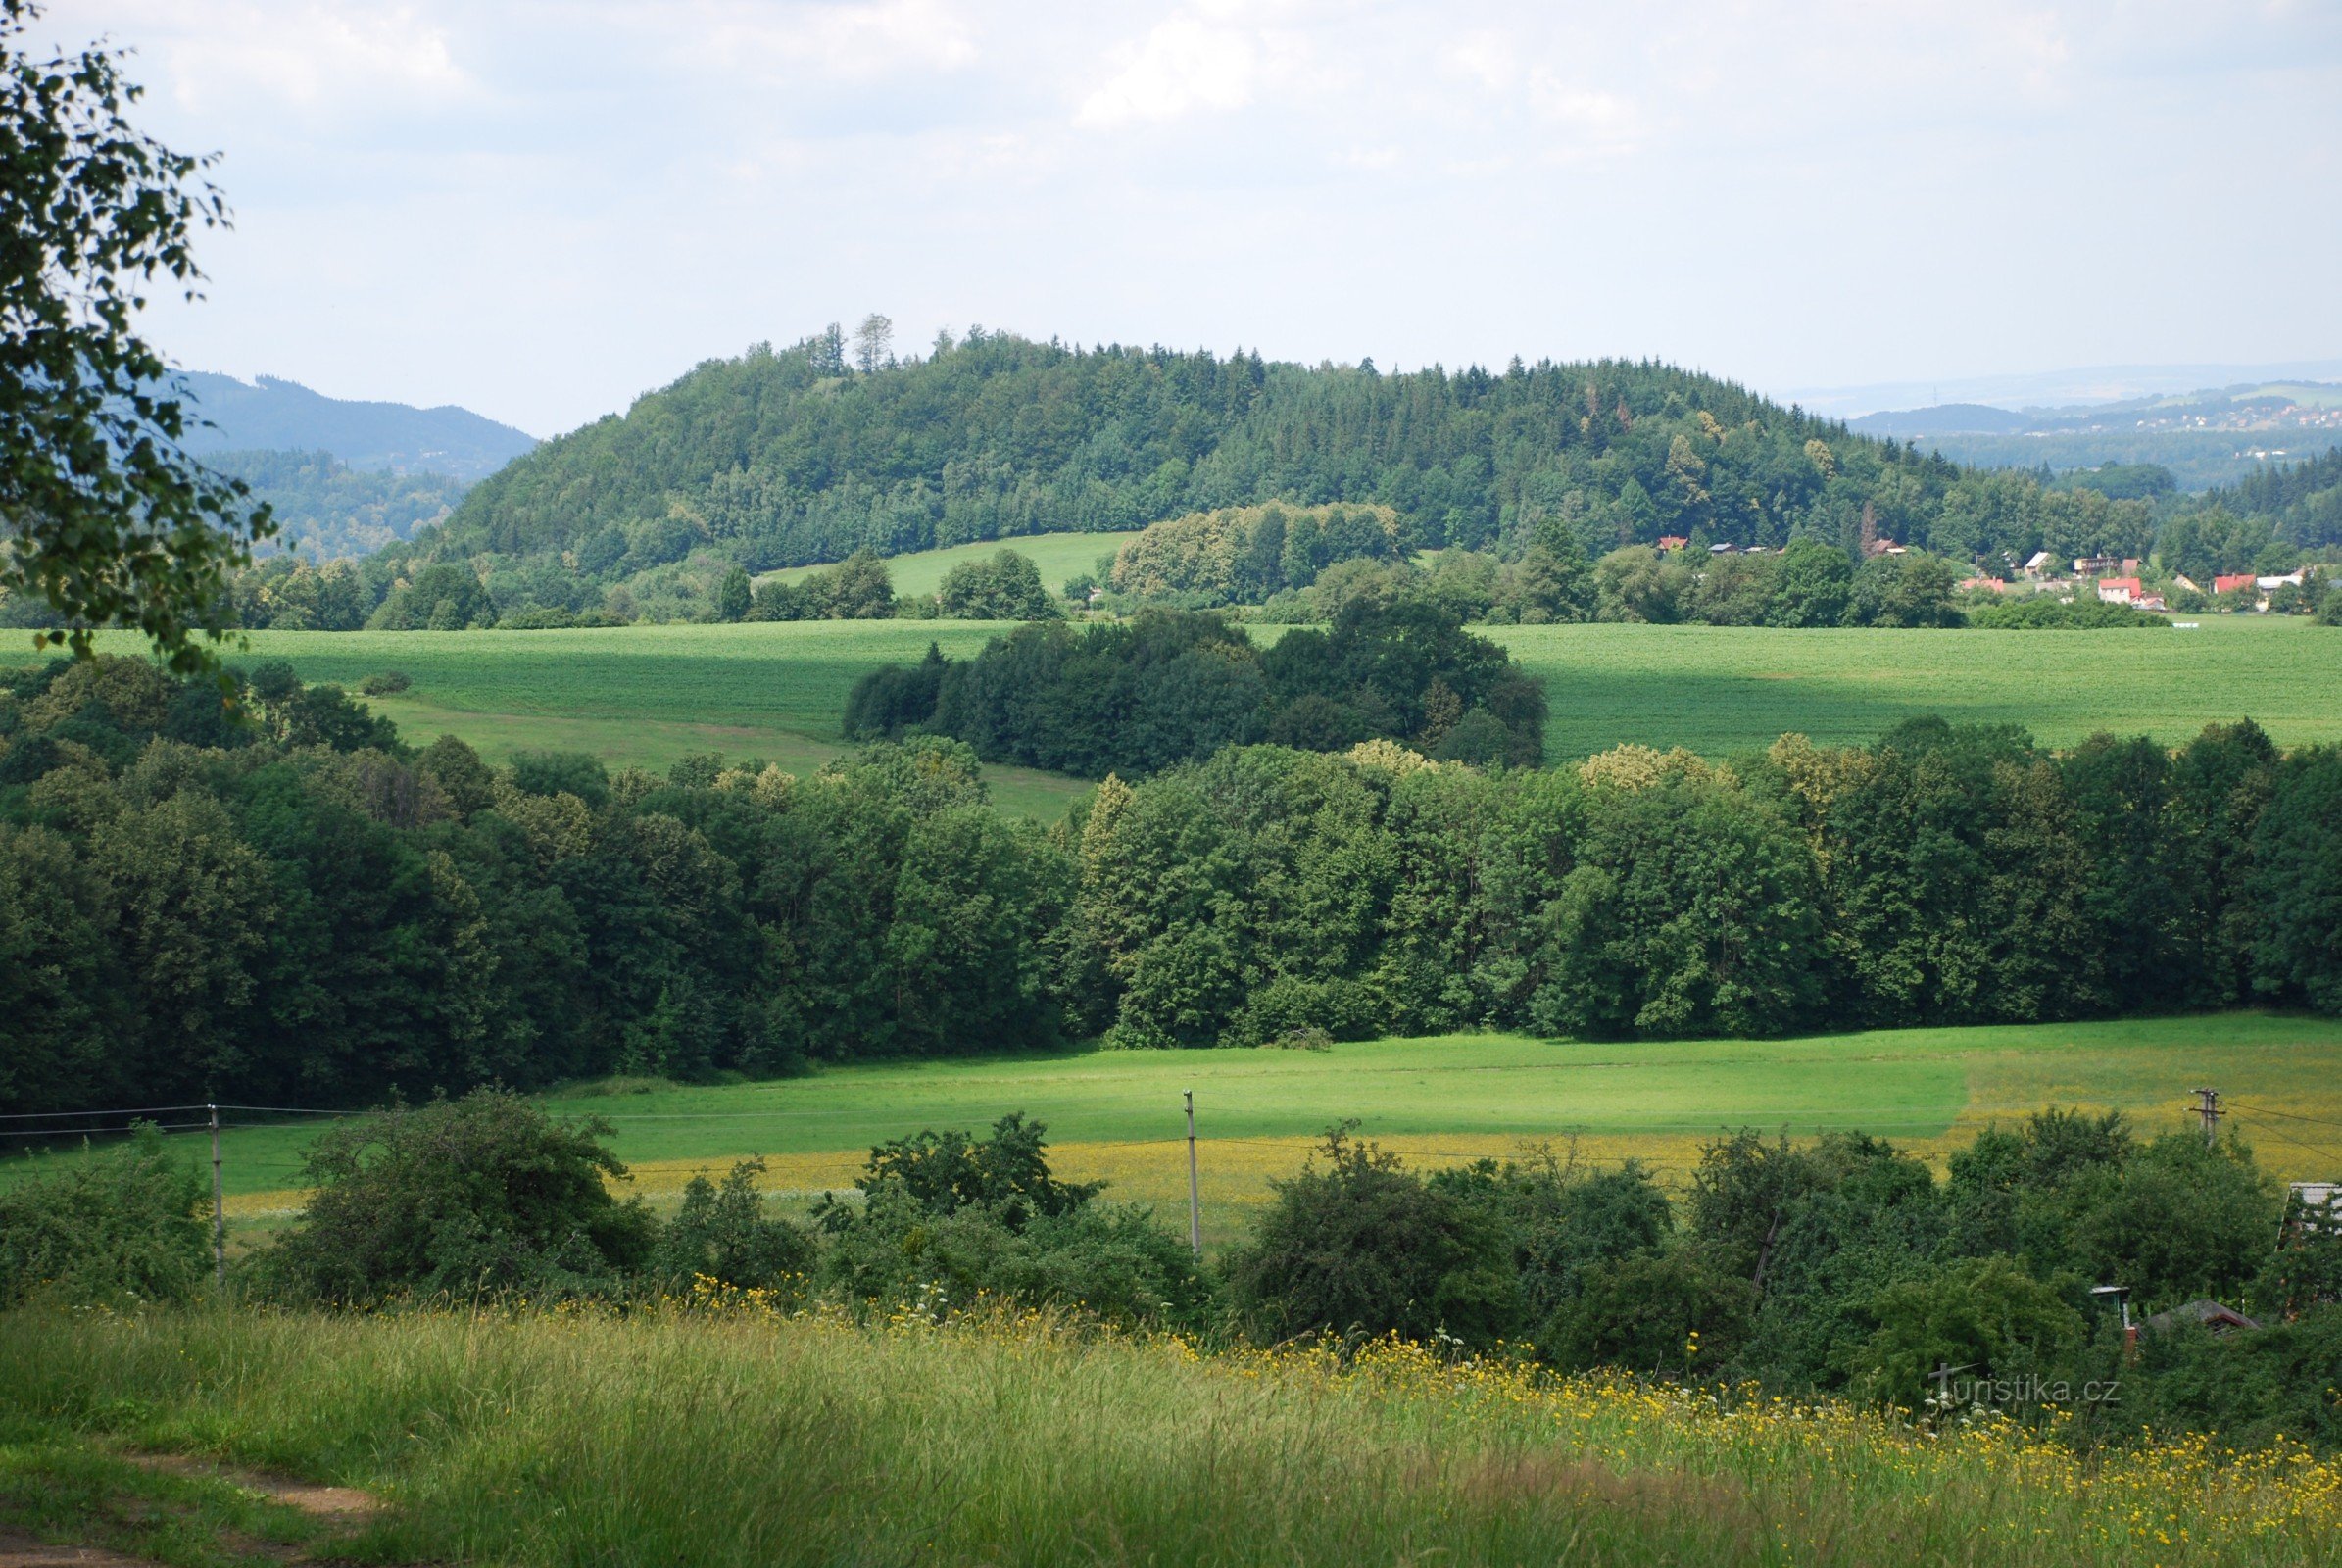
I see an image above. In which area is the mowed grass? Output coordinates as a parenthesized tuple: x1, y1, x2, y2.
(40, 1013, 2333, 1253)
(1484, 615, 2342, 760)
(759, 528, 1139, 599)
(3, 1307, 2338, 1568)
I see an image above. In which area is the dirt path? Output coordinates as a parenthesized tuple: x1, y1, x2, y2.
(0, 1533, 164, 1568)
(121, 1454, 381, 1523)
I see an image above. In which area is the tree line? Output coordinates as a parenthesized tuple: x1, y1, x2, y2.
(6, 654, 2341, 1114)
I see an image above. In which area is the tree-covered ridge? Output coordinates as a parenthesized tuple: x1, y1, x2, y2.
(206, 450, 469, 561)
(2198, 444, 2342, 549)
(387, 331, 2164, 621)
(6, 654, 2342, 1114)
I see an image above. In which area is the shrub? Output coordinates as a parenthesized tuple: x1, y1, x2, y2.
(1549, 1250, 1758, 1375)
(250, 1090, 655, 1304)
(0, 1125, 208, 1306)
(1843, 1255, 2085, 1411)
(647, 1158, 811, 1292)
(358, 670, 413, 696)
(1225, 1123, 1519, 1348)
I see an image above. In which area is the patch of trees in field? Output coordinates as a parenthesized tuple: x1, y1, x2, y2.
(846, 599, 1548, 776)
(6, 656, 2342, 1115)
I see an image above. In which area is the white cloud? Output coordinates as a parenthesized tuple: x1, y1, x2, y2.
(693, 0, 979, 83)
(1075, 11, 1270, 128)
(125, 2, 471, 118)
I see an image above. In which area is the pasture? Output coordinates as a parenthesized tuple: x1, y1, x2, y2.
(18, 614, 2339, 818)
(758, 528, 1139, 599)
(37, 1013, 2335, 1252)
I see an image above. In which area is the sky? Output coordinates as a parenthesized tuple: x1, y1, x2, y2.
(42, 0, 2342, 438)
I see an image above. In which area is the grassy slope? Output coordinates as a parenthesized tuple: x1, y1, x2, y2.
(758, 529, 1140, 598)
(3, 1308, 2336, 1568)
(29, 1014, 2331, 1250)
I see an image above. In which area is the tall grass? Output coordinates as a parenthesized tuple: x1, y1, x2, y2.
(3, 1304, 2336, 1567)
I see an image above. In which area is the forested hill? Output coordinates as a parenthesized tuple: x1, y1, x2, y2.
(398, 331, 2157, 618)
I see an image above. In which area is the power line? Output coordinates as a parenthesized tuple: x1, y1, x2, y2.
(2226, 1101, 2342, 1132)
(0, 1103, 209, 1122)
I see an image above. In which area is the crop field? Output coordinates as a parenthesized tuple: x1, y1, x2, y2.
(17, 614, 2339, 818)
(26, 1013, 2333, 1254)
(758, 528, 1139, 599)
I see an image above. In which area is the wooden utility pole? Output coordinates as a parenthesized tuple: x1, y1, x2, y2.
(1184, 1090, 1201, 1257)
(209, 1103, 225, 1290)
(2193, 1087, 2223, 1148)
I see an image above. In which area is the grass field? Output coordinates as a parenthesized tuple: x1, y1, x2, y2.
(759, 528, 1139, 599)
(14, 614, 2340, 818)
(3, 1306, 2337, 1567)
(23, 1013, 2331, 1253)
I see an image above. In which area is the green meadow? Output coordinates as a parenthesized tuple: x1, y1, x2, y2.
(759, 528, 1139, 599)
(16, 613, 2337, 821)
(23, 1013, 2333, 1253)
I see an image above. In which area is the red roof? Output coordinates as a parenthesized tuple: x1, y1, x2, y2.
(2214, 574, 2258, 595)
(2098, 577, 2143, 595)
(1656, 535, 1689, 551)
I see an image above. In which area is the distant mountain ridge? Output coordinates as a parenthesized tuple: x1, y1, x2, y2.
(171, 371, 537, 483)
(1846, 379, 2342, 490)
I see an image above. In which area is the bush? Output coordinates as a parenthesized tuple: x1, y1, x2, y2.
(1968, 596, 2169, 630)
(1549, 1250, 1757, 1375)
(250, 1091, 655, 1304)
(1225, 1123, 1518, 1348)
(0, 1125, 208, 1306)
(1843, 1255, 2085, 1411)
(646, 1158, 812, 1292)
(358, 670, 413, 696)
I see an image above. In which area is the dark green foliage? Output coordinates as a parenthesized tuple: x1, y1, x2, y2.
(378, 334, 2159, 621)
(1967, 596, 2171, 629)
(747, 550, 894, 621)
(0, 1, 272, 671)
(1537, 768, 1823, 1037)
(0, 1125, 207, 1305)
(646, 1158, 811, 1290)
(716, 565, 752, 622)
(2250, 746, 2342, 1012)
(509, 749, 610, 807)
(934, 549, 1057, 620)
(846, 1113, 1100, 1231)
(1226, 1124, 1519, 1348)
(2092, 1308, 2342, 1452)
(358, 670, 412, 696)
(842, 641, 947, 738)
(368, 562, 497, 630)
(252, 1090, 655, 1304)
(860, 597, 1543, 777)
(1548, 1251, 1758, 1374)
(2192, 446, 2342, 552)
(817, 1112, 1210, 1329)
(1845, 1255, 2087, 1411)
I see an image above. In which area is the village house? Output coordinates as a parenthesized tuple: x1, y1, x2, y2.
(2097, 576, 2143, 605)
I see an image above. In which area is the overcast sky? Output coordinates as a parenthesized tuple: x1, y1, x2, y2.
(43, 0, 2342, 437)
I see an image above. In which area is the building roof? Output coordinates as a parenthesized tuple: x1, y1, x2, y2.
(2098, 577, 2143, 594)
(2214, 574, 2258, 594)
(2143, 1299, 2261, 1335)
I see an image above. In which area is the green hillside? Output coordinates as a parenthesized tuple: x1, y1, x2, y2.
(761, 528, 1135, 601)
(377, 333, 2167, 625)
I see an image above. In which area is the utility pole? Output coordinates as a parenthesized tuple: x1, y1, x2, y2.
(1184, 1090, 1201, 1257)
(2192, 1087, 2223, 1148)
(208, 1103, 225, 1290)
